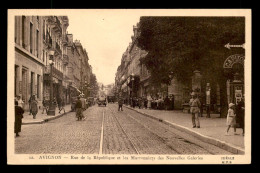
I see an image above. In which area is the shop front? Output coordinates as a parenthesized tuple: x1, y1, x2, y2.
(224, 54, 245, 105)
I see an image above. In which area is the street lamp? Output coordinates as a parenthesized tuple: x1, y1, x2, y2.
(47, 50, 55, 116)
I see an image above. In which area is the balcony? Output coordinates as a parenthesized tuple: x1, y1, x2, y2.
(52, 16, 62, 34)
(63, 54, 69, 65)
(55, 42, 62, 55)
(46, 31, 52, 49)
(62, 34, 68, 44)
(43, 65, 63, 81)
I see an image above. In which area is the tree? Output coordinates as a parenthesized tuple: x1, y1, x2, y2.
(90, 73, 99, 97)
(137, 17, 245, 117)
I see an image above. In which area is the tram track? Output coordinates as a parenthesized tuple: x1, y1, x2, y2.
(100, 107, 140, 154)
(107, 104, 232, 155)
(122, 106, 233, 155)
(107, 106, 180, 154)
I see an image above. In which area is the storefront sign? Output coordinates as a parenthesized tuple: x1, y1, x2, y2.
(223, 54, 245, 68)
(235, 89, 242, 104)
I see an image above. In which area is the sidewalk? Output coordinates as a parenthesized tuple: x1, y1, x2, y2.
(124, 105, 244, 154)
(22, 104, 72, 125)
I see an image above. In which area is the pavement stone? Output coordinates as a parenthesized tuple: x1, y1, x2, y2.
(22, 104, 72, 125)
(124, 105, 245, 154)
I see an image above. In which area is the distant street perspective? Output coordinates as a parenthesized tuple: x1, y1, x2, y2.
(16, 103, 234, 155)
(14, 15, 245, 155)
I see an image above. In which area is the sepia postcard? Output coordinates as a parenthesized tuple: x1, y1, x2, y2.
(7, 9, 251, 164)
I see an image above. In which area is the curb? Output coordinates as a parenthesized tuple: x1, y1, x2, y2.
(124, 106, 245, 155)
(22, 111, 71, 125)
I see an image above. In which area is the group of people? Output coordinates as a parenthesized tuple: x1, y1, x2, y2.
(16, 94, 38, 119)
(188, 92, 245, 136)
(126, 95, 175, 110)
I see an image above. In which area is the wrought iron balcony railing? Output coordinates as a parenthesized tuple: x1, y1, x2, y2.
(55, 42, 62, 55)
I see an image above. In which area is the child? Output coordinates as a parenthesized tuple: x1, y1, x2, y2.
(225, 103, 238, 135)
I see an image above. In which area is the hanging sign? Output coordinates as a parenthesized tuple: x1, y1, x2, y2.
(223, 54, 245, 68)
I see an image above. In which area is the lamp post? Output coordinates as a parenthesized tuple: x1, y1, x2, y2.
(47, 50, 55, 115)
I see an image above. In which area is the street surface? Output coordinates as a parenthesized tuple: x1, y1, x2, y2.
(15, 104, 233, 155)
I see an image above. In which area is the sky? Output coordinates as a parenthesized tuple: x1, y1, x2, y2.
(66, 10, 141, 85)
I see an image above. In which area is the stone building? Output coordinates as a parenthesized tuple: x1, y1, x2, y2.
(115, 23, 147, 103)
(15, 16, 45, 110)
(42, 16, 69, 104)
(15, 15, 94, 110)
(74, 40, 91, 97)
(66, 35, 82, 100)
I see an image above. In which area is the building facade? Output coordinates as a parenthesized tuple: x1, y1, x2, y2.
(15, 15, 94, 111)
(42, 16, 69, 104)
(15, 16, 45, 110)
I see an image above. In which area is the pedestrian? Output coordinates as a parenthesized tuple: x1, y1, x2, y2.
(226, 103, 238, 135)
(138, 97, 142, 109)
(164, 96, 170, 110)
(31, 95, 38, 119)
(189, 92, 201, 128)
(59, 97, 66, 114)
(118, 96, 123, 111)
(15, 100, 24, 137)
(236, 97, 245, 136)
(16, 95, 24, 108)
(28, 95, 33, 115)
(75, 96, 83, 121)
(144, 96, 148, 109)
(57, 96, 62, 113)
(133, 97, 136, 108)
(42, 97, 48, 114)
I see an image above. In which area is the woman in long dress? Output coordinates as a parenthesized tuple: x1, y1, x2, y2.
(31, 95, 38, 119)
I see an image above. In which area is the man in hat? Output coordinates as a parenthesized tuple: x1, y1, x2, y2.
(189, 92, 201, 128)
(75, 96, 83, 121)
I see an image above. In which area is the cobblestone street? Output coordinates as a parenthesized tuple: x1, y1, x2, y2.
(15, 104, 233, 155)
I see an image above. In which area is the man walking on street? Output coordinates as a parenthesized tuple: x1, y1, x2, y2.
(189, 92, 201, 128)
(42, 97, 48, 114)
(75, 96, 83, 121)
(118, 96, 123, 111)
(59, 97, 66, 114)
(28, 95, 33, 115)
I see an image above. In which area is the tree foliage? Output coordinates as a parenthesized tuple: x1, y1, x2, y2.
(137, 17, 245, 85)
(90, 73, 99, 97)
